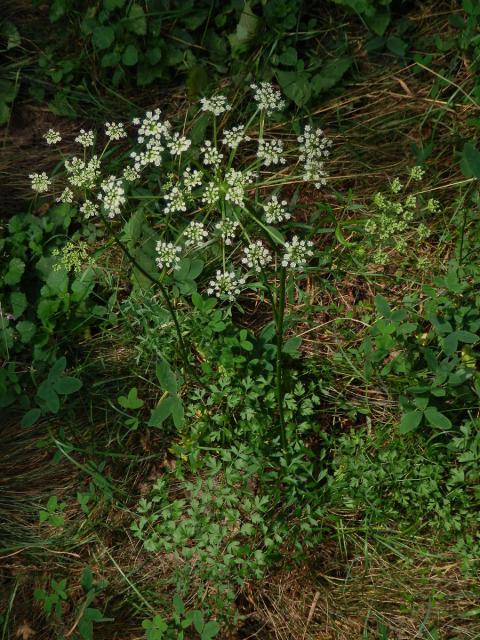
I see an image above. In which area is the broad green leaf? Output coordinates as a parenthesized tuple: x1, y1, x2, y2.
(122, 44, 138, 66)
(170, 396, 184, 428)
(374, 294, 391, 317)
(37, 381, 60, 413)
(311, 57, 352, 94)
(283, 336, 302, 355)
(127, 4, 147, 35)
(364, 7, 391, 36)
(21, 407, 41, 428)
(118, 387, 144, 409)
(4, 257, 25, 285)
(202, 620, 220, 639)
(16, 320, 36, 344)
(278, 47, 298, 66)
(148, 396, 175, 427)
(49, 357, 67, 379)
(228, 1, 260, 55)
(92, 26, 115, 50)
(54, 376, 83, 395)
(10, 291, 27, 319)
(460, 142, 480, 178)
(156, 360, 178, 394)
(276, 69, 311, 106)
(399, 409, 423, 434)
(424, 406, 452, 429)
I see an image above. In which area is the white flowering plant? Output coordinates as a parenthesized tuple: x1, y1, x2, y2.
(31, 84, 333, 449)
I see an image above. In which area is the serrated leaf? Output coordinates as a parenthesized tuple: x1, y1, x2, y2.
(228, 1, 260, 55)
(4, 257, 25, 285)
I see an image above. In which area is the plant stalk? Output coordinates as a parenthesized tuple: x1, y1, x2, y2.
(275, 266, 287, 450)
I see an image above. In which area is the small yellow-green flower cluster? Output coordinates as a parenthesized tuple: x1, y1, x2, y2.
(362, 167, 436, 266)
(52, 241, 91, 273)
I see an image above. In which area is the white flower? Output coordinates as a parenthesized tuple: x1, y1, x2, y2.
(250, 82, 286, 115)
(183, 167, 203, 192)
(164, 185, 187, 214)
(200, 95, 231, 116)
(44, 129, 61, 145)
(156, 241, 181, 270)
(207, 270, 246, 301)
(215, 219, 239, 245)
(263, 195, 290, 224)
(80, 200, 99, 219)
(123, 166, 140, 182)
(65, 155, 101, 189)
(257, 139, 286, 167)
(242, 240, 272, 273)
(105, 122, 127, 141)
(281, 236, 314, 270)
(130, 139, 164, 170)
(30, 172, 50, 193)
(167, 132, 191, 156)
(202, 181, 220, 207)
(183, 221, 208, 248)
(201, 140, 223, 168)
(224, 169, 254, 207)
(98, 175, 125, 218)
(134, 108, 171, 143)
(221, 125, 250, 149)
(297, 125, 332, 162)
(75, 129, 95, 147)
(57, 187, 74, 203)
(302, 158, 328, 188)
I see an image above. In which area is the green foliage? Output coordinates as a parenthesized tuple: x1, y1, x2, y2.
(142, 597, 220, 640)
(361, 261, 480, 438)
(39, 495, 66, 527)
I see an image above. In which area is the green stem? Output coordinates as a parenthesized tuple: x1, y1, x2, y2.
(274, 266, 287, 451)
(101, 214, 192, 376)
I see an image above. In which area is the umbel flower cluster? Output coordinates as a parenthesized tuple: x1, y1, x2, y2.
(31, 84, 333, 301)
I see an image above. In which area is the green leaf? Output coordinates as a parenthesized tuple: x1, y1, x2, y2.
(276, 69, 311, 106)
(311, 56, 352, 94)
(364, 7, 391, 36)
(122, 44, 138, 66)
(4, 257, 25, 285)
(21, 407, 41, 427)
(374, 294, 391, 317)
(92, 26, 115, 50)
(37, 381, 60, 414)
(460, 142, 480, 178)
(104, 0, 126, 8)
(424, 406, 452, 430)
(228, 1, 260, 55)
(278, 47, 297, 66)
(283, 336, 302, 355)
(399, 410, 423, 434)
(49, 357, 67, 380)
(118, 387, 144, 409)
(53, 376, 83, 395)
(10, 292, 27, 319)
(16, 320, 36, 344)
(170, 396, 184, 428)
(202, 621, 220, 640)
(156, 360, 178, 394)
(127, 4, 147, 35)
(193, 611, 204, 634)
(387, 35, 408, 57)
(148, 396, 175, 427)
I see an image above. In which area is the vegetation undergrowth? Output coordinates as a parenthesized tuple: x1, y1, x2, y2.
(1, 1, 480, 639)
